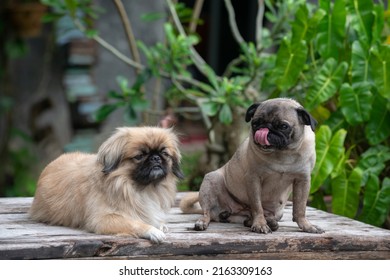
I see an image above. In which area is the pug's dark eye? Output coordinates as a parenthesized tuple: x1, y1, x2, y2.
(279, 123, 289, 130)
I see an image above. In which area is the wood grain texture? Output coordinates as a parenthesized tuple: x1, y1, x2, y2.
(0, 194, 389, 259)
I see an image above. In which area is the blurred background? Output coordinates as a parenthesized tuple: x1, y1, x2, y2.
(0, 0, 260, 196)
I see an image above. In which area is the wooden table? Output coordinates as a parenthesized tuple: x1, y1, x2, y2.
(1, 193, 389, 259)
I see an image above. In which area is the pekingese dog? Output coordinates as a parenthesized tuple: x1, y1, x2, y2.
(29, 126, 184, 243)
(180, 98, 324, 234)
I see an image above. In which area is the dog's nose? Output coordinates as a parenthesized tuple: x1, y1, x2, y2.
(150, 155, 162, 163)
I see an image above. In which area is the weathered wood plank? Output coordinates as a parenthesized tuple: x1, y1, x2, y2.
(0, 195, 389, 260)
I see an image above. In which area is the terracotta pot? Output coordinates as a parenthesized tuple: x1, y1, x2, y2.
(8, 3, 48, 38)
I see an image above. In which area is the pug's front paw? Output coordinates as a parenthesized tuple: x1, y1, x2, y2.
(303, 224, 324, 234)
(295, 217, 324, 234)
(251, 223, 272, 234)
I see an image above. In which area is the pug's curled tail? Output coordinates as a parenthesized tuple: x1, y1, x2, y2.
(179, 192, 203, 214)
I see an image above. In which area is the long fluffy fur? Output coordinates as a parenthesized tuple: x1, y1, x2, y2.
(29, 126, 182, 243)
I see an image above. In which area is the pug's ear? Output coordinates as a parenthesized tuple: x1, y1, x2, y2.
(245, 103, 261, 122)
(97, 130, 127, 174)
(297, 108, 317, 131)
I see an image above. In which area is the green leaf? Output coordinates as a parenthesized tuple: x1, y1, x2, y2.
(316, 0, 346, 59)
(64, 0, 78, 18)
(193, 82, 215, 96)
(339, 82, 373, 125)
(365, 94, 390, 145)
(323, 109, 348, 132)
(331, 167, 363, 218)
(306, 9, 327, 42)
(305, 58, 348, 111)
(311, 126, 347, 193)
(94, 103, 123, 122)
(370, 44, 390, 99)
(351, 40, 372, 85)
(357, 145, 390, 185)
(292, 5, 326, 44)
(371, 3, 385, 44)
(116, 76, 130, 93)
(131, 98, 150, 111)
(273, 38, 308, 92)
(347, 0, 374, 44)
(291, 5, 309, 43)
(200, 101, 219, 117)
(203, 65, 219, 92)
(359, 176, 390, 227)
(132, 69, 151, 92)
(125, 105, 137, 122)
(219, 104, 233, 124)
(107, 90, 123, 100)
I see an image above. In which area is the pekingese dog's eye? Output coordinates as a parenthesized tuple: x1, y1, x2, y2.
(133, 153, 146, 161)
(160, 150, 170, 157)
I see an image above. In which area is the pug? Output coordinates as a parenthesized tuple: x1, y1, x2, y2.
(180, 98, 324, 234)
(29, 126, 184, 243)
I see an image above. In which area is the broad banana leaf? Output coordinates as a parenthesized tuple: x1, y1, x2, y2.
(359, 176, 390, 227)
(311, 125, 347, 193)
(305, 58, 348, 111)
(370, 44, 390, 99)
(347, 0, 374, 44)
(273, 38, 307, 92)
(331, 167, 362, 218)
(351, 40, 371, 85)
(365, 94, 390, 145)
(357, 145, 390, 185)
(316, 0, 346, 59)
(339, 82, 373, 125)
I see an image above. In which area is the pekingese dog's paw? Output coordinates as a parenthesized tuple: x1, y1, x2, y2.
(144, 227, 167, 243)
(194, 219, 209, 231)
(160, 224, 169, 233)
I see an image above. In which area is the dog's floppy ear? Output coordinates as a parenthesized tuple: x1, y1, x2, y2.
(172, 158, 185, 180)
(97, 130, 127, 174)
(297, 108, 317, 131)
(245, 103, 261, 122)
(169, 135, 185, 180)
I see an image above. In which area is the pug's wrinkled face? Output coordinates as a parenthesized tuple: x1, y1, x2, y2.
(245, 99, 317, 150)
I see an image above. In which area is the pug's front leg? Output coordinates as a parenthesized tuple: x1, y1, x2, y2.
(248, 183, 272, 234)
(292, 177, 324, 234)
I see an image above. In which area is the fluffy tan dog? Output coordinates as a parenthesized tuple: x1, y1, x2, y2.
(29, 127, 184, 243)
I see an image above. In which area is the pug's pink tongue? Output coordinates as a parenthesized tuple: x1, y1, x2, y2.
(255, 128, 270, 146)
